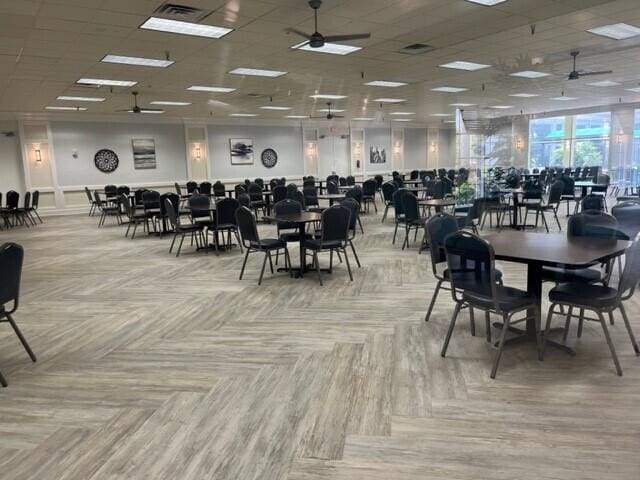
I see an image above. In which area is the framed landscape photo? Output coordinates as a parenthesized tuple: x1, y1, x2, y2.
(132, 139, 157, 169)
(230, 138, 254, 165)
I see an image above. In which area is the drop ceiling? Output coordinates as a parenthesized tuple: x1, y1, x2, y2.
(2, 0, 640, 124)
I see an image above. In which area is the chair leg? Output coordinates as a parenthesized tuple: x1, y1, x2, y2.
(176, 233, 186, 257)
(343, 248, 353, 281)
(441, 302, 462, 357)
(349, 240, 361, 268)
(5, 314, 36, 362)
(425, 279, 442, 322)
(490, 313, 511, 379)
(382, 205, 389, 223)
(314, 251, 323, 286)
(554, 209, 561, 231)
(541, 210, 549, 233)
(597, 310, 622, 376)
(268, 251, 274, 274)
(0, 370, 6, 387)
(357, 216, 364, 234)
(608, 310, 615, 326)
(125, 222, 132, 237)
(239, 249, 250, 280)
(619, 304, 640, 355)
(329, 250, 333, 273)
(562, 306, 573, 342)
(392, 222, 399, 244)
(469, 307, 476, 337)
(485, 310, 492, 343)
(258, 252, 269, 285)
(284, 248, 293, 278)
(541, 303, 556, 359)
(234, 230, 243, 253)
(577, 308, 585, 338)
(402, 225, 409, 250)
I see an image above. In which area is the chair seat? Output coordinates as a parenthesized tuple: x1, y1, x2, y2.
(280, 232, 312, 242)
(549, 283, 618, 309)
(445, 267, 502, 282)
(463, 285, 534, 312)
(178, 223, 203, 232)
(250, 201, 266, 207)
(542, 266, 601, 284)
(305, 238, 343, 250)
(250, 238, 286, 250)
(215, 223, 237, 230)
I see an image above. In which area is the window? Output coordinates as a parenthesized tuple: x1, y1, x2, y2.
(571, 112, 610, 168)
(529, 116, 566, 168)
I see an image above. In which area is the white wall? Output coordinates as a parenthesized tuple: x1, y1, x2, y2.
(365, 127, 392, 173)
(0, 121, 25, 194)
(404, 128, 427, 171)
(207, 125, 303, 180)
(50, 121, 188, 186)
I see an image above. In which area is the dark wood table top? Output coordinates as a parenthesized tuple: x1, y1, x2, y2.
(264, 211, 322, 223)
(317, 193, 346, 200)
(419, 198, 456, 207)
(484, 231, 629, 267)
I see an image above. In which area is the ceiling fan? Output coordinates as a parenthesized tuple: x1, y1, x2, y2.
(117, 91, 163, 114)
(311, 103, 344, 120)
(567, 51, 612, 80)
(286, 0, 370, 48)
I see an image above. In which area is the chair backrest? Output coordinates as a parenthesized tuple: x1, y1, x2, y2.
(255, 178, 264, 188)
(548, 180, 564, 205)
(425, 213, 459, 277)
(362, 179, 377, 196)
(142, 190, 160, 210)
(31, 190, 40, 209)
(374, 175, 384, 188)
(392, 189, 406, 216)
(339, 177, 347, 186)
(327, 181, 339, 194)
(236, 206, 260, 246)
(433, 180, 445, 199)
(269, 178, 279, 190)
(199, 182, 212, 195)
(581, 194, 605, 212)
(612, 201, 640, 239)
(135, 189, 148, 205)
(346, 175, 355, 186)
(121, 193, 134, 218)
(213, 181, 226, 197)
(286, 183, 298, 199)
(248, 183, 263, 201)
(401, 191, 420, 222)
(273, 185, 287, 203)
(186, 181, 198, 193)
(0, 243, 23, 313)
(274, 198, 302, 217)
(174, 182, 182, 196)
(216, 197, 240, 227)
(117, 186, 130, 196)
(410, 170, 419, 180)
(234, 184, 246, 197)
(381, 182, 396, 203)
(344, 187, 362, 205)
(22, 191, 31, 210)
(340, 197, 359, 233)
(318, 205, 350, 244)
(164, 198, 180, 228)
(326, 174, 339, 185)
(160, 193, 179, 216)
(568, 211, 626, 240)
(188, 194, 211, 220)
(291, 190, 306, 209)
(85, 186, 93, 202)
(560, 175, 575, 194)
(237, 193, 251, 207)
(104, 184, 117, 197)
(303, 186, 318, 205)
(618, 233, 640, 300)
(6, 190, 19, 209)
(303, 178, 315, 188)
(444, 231, 498, 308)
(522, 181, 542, 200)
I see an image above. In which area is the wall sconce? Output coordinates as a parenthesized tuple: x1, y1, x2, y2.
(195, 145, 201, 161)
(393, 141, 402, 155)
(307, 142, 317, 157)
(34, 148, 42, 163)
(353, 142, 361, 155)
(515, 137, 523, 151)
(430, 142, 437, 153)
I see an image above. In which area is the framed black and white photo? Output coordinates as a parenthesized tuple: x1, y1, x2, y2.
(230, 138, 254, 165)
(132, 139, 156, 169)
(369, 146, 387, 164)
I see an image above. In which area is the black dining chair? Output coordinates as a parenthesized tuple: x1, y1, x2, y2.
(326, 181, 339, 194)
(175, 182, 190, 204)
(579, 193, 605, 213)
(346, 175, 355, 186)
(381, 182, 396, 223)
(188, 194, 215, 229)
(208, 197, 242, 255)
(304, 205, 353, 285)
(122, 193, 147, 239)
(400, 192, 425, 250)
(14, 191, 34, 227)
(236, 206, 291, 285)
(303, 186, 320, 211)
(104, 184, 118, 201)
(559, 175, 576, 215)
(27, 190, 43, 224)
(525, 179, 564, 232)
(612, 200, 640, 239)
(339, 197, 361, 268)
(285, 183, 298, 199)
(164, 198, 204, 257)
(344, 188, 364, 232)
(410, 170, 419, 180)
(85, 187, 99, 216)
(94, 191, 122, 227)
(186, 181, 199, 195)
(543, 233, 640, 376)
(339, 177, 347, 186)
(5, 191, 19, 226)
(237, 193, 251, 208)
(441, 231, 541, 379)
(142, 190, 161, 233)
(247, 183, 266, 218)
(361, 179, 378, 213)
(199, 181, 212, 197)
(213, 181, 226, 198)
(0, 243, 37, 387)
(521, 183, 549, 231)
(592, 173, 610, 211)
(234, 184, 246, 198)
(272, 185, 287, 204)
(392, 189, 407, 245)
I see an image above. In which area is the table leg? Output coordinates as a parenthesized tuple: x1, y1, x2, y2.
(298, 235, 306, 278)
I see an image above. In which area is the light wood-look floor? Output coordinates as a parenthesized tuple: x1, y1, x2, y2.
(0, 204, 639, 479)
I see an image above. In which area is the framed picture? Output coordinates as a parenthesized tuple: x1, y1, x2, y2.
(230, 138, 254, 165)
(132, 139, 156, 169)
(369, 146, 387, 164)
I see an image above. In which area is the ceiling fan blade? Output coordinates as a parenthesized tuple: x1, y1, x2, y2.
(578, 70, 613, 77)
(323, 33, 370, 42)
(285, 27, 311, 39)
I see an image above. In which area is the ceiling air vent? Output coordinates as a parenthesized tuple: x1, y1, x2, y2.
(399, 43, 434, 55)
(153, 3, 212, 22)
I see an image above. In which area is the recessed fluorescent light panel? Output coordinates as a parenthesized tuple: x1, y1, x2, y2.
(140, 17, 232, 39)
(510, 71, 550, 79)
(450, 103, 476, 107)
(509, 93, 540, 98)
(431, 86, 468, 93)
(318, 108, 345, 112)
(291, 41, 361, 55)
(373, 98, 406, 103)
(150, 101, 191, 106)
(56, 96, 105, 102)
(45, 106, 88, 111)
(586, 80, 621, 87)
(101, 54, 173, 68)
(390, 112, 414, 116)
(551, 97, 577, 101)
(440, 61, 491, 71)
(187, 85, 236, 93)
(310, 94, 348, 99)
(466, 0, 508, 5)
(285, 115, 309, 119)
(229, 67, 287, 77)
(77, 78, 137, 87)
(230, 113, 257, 117)
(392, 119, 411, 122)
(352, 117, 375, 121)
(625, 87, 640, 92)
(130, 109, 164, 114)
(588, 23, 640, 40)
(260, 106, 291, 110)
(364, 80, 408, 87)
(490, 105, 513, 109)
(431, 113, 452, 117)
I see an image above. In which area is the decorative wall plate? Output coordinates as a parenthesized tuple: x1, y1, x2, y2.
(94, 149, 119, 173)
(261, 148, 278, 168)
